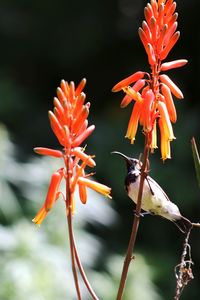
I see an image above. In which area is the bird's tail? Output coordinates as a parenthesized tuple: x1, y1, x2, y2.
(174, 216, 193, 233)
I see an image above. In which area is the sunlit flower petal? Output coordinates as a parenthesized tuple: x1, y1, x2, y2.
(159, 118, 171, 160)
(161, 83, 177, 123)
(78, 177, 112, 199)
(125, 101, 143, 144)
(157, 101, 175, 141)
(150, 120, 158, 152)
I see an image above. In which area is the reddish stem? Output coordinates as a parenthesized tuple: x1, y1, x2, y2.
(116, 135, 150, 300)
(66, 152, 82, 300)
(72, 232, 100, 300)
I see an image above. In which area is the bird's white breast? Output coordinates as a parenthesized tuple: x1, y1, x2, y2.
(127, 176, 181, 221)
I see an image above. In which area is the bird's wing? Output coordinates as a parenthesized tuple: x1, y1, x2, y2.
(146, 175, 171, 202)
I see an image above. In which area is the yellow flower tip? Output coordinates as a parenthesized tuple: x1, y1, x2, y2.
(32, 218, 41, 227)
(125, 134, 135, 144)
(130, 138, 135, 145)
(32, 206, 48, 226)
(161, 155, 171, 162)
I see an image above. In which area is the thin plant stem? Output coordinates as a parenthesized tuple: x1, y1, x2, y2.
(116, 135, 150, 300)
(66, 153, 82, 300)
(174, 228, 194, 300)
(72, 231, 100, 300)
(67, 204, 82, 300)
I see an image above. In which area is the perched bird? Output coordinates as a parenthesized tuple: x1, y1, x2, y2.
(112, 151, 192, 233)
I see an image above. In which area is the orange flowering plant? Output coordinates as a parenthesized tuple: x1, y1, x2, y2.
(112, 0, 187, 161)
(33, 78, 111, 300)
(112, 1, 198, 300)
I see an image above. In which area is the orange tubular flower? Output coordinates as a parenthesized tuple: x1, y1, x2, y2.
(112, 0, 187, 160)
(78, 177, 112, 199)
(33, 78, 111, 225)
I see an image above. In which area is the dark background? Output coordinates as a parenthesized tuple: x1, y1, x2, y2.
(0, 0, 199, 299)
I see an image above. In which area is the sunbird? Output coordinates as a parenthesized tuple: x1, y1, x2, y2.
(112, 151, 192, 233)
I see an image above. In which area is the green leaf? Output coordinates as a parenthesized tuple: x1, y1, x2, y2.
(191, 137, 200, 187)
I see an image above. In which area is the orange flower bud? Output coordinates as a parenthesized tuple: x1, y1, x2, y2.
(160, 59, 188, 71)
(160, 31, 180, 60)
(133, 79, 146, 92)
(138, 27, 149, 52)
(73, 147, 96, 168)
(159, 74, 183, 99)
(163, 21, 177, 47)
(73, 92, 86, 118)
(149, 16, 157, 43)
(57, 87, 66, 103)
(165, 1, 176, 18)
(141, 89, 154, 132)
(76, 120, 88, 136)
(112, 71, 145, 92)
(150, 0, 158, 17)
(48, 111, 65, 146)
(34, 147, 63, 158)
(69, 81, 75, 102)
(158, 0, 166, 6)
(54, 97, 65, 114)
(44, 171, 63, 212)
(146, 43, 156, 65)
(120, 95, 132, 108)
(156, 24, 168, 53)
(60, 80, 69, 99)
(167, 12, 178, 28)
(72, 125, 95, 148)
(72, 104, 89, 134)
(53, 97, 69, 126)
(78, 175, 88, 204)
(157, 3, 164, 27)
(63, 125, 71, 148)
(161, 83, 177, 123)
(144, 6, 153, 25)
(142, 21, 152, 42)
(75, 78, 87, 96)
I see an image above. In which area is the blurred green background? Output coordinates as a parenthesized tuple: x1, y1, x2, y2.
(0, 0, 199, 299)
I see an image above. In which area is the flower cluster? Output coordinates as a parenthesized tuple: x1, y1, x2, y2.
(112, 0, 187, 160)
(33, 79, 111, 225)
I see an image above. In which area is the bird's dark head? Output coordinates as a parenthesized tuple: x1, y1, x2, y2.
(111, 151, 141, 173)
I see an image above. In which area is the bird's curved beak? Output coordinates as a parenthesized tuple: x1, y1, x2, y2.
(111, 151, 133, 168)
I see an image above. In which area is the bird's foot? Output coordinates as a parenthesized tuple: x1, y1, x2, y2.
(133, 210, 153, 217)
